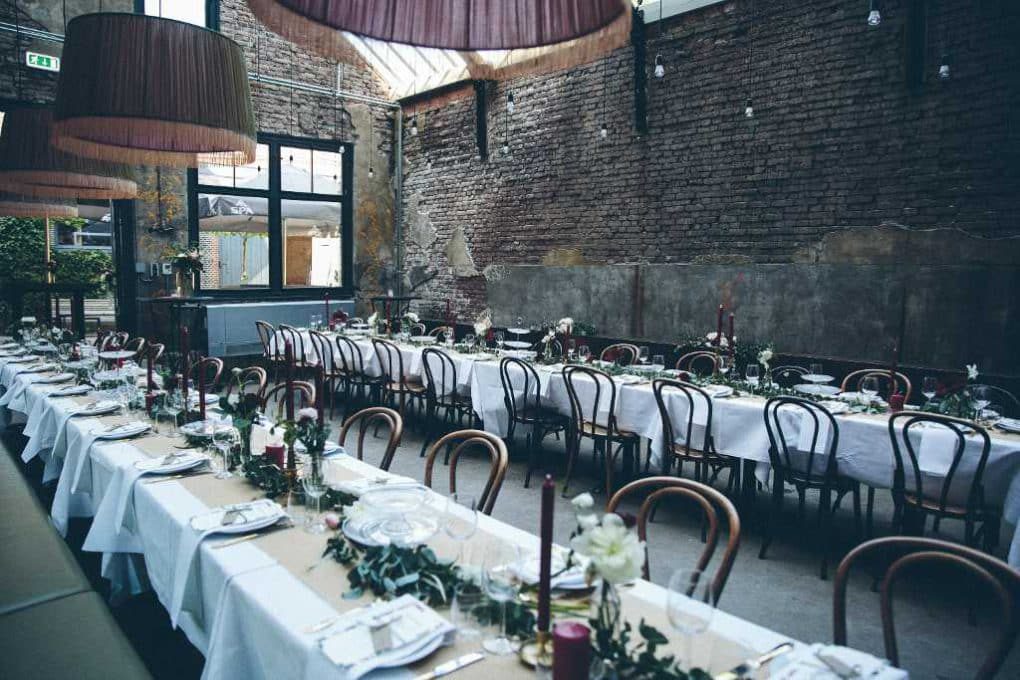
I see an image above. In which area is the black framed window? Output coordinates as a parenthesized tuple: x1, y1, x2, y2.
(187, 134, 354, 298)
(139, 0, 219, 30)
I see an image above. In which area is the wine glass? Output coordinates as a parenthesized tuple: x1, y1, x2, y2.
(578, 345, 591, 363)
(212, 426, 239, 479)
(972, 385, 992, 420)
(464, 334, 476, 350)
(481, 542, 525, 655)
(718, 355, 731, 378)
(666, 568, 716, 671)
(495, 331, 505, 351)
(567, 339, 577, 362)
(745, 364, 760, 387)
(301, 457, 328, 534)
(922, 376, 938, 403)
(861, 376, 880, 401)
(652, 354, 665, 370)
(809, 363, 824, 382)
(443, 493, 478, 561)
(638, 346, 650, 365)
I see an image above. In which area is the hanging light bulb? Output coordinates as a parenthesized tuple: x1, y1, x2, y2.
(599, 124, 608, 139)
(654, 54, 665, 79)
(506, 92, 515, 114)
(867, 0, 881, 27)
(368, 166, 374, 178)
(938, 53, 951, 80)
(410, 117, 419, 136)
(744, 98, 754, 118)
(501, 143, 510, 155)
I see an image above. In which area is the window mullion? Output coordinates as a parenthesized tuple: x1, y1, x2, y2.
(268, 141, 283, 292)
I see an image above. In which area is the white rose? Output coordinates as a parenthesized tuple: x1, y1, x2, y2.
(557, 317, 574, 334)
(966, 364, 979, 381)
(367, 312, 378, 327)
(578, 513, 600, 531)
(231, 367, 243, 377)
(297, 407, 318, 421)
(571, 492, 594, 511)
(570, 513, 645, 584)
(542, 331, 555, 344)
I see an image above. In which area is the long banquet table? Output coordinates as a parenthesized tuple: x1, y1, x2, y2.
(277, 331, 1020, 566)
(0, 347, 805, 679)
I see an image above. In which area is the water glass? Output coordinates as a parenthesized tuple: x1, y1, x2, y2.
(666, 569, 716, 671)
(809, 363, 824, 379)
(451, 583, 487, 643)
(639, 346, 650, 365)
(578, 345, 591, 362)
(972, 385, 992, 416)
(302, 458, 328, 534)
(861, 376, 880, 400)
(922, 376, 938, 402)
(745, 364, 760, 387)
(481, 543, 524, 655)
(444, 493, 478, 560)
(495, 331, 505, 350)
(464, 334, 476, 349)
(567, 339, 577, 362)
(652, 354, 665, 369)
(213, 426, 239, 479)
(718, 354, 731, 377)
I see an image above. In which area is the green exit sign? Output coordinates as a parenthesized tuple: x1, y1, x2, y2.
(26, 52, 60, 72)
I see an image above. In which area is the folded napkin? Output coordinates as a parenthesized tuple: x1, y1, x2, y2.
(70, 420, 149, 494)
(512, 553, 589, 590)
(35, 372, 75, 384)
(319, 595, 454, 678)
(916, 425, 960, 476)
(50, 384, 92, 397)
(331, 475, 419, 497)
(770, 643, 907, 679)
(169, 500, 285, 627)
(110, 450, 208, 535)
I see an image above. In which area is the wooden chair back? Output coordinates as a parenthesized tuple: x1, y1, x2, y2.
(254, 320, 277, 359)
(372, 337, 408, 385)
(887, 412, 991, 519)
(607, 477, 740, 602)
(834, 536, 1020, 679)
(123, 336, 146, 359)
(278, 324, 310, 366)
(188, 357, 224, 391)
(965, 384, 1020, 419)
(260, 381, 316, 419)
(770, 365, 807, 388)
(600, 343, 639, 366)
(421, 347, 459, 403)
(424, 429, 509, 515)
(147, 342, 165, 364)
(763, 396, 841, 483)
(333, 335, 367, 376)
(428, 325, 454, 341)
(676, 351, 718, 376)
(308, 330, 336, 374)
(224, 366, 268, 401)
(841, 369, 912, 402)
(338, 407, 403, 471)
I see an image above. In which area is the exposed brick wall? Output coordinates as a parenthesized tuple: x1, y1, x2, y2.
(401, 0, 1020, 319)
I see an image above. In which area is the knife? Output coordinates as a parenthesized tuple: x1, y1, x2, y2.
(714, 642, 794, 679)
(414, 652, 485, 680)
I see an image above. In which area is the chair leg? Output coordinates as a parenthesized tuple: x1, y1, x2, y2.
(865, 486, 875, 538)
(561, 434, 580, 498)
(758, 478, 783, 560)
(818, 487, 834, 580)
(419, 403, 435, 458)
(852, 485, 863, 539)
(603, 441, 614, 497)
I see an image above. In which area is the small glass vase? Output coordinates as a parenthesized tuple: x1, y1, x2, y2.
(591, 580, 622, 649)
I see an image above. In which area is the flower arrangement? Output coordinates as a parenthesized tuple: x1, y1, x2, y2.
(366, 311, 381, 334)
(171, 244, 204, 273)
(557, 317, 574, 335)
(473, 309, 492, 338)
(218, 368, 262, 459)
(46, 325, 75, 345)
(923, 363, 982, 420)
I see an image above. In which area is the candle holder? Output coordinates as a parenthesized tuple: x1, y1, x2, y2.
(518, 629, 553, 668)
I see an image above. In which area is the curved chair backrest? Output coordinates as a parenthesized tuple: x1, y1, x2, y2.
(424, 429, 509, 515)
(965, 384, 1020, 419)
(338, 407, 403, 471)
(652, 378, 714, 459)
(499, 357, 545, 422)
(261, 381, 316, 419)
(607, 477, 740, 602)
(372, 337, 407, 384)
(408, 322, 427, 336)
(834, 536, 1019, 679)
(428, 325, 454, 341)
(600, 343, 639, 366)
(563, 365, 619, 434)
(763, 396, 841, 482)
(123, 337, 146, 359)
(255, 320, 277, 359)
(224, 366, 268, 401)
(147, 342, 165, 364)
(676, 351, 718, 376)
(189, 357, 225, 391)
(277, 324, 309, 365)
(421, 347, 458, 401)
(841, 369, 912, 402)
(770, 365, 807, 388)
(334, 335, 368, 376)
(887, 412, 991, 519)
(308, 330, 335, 373)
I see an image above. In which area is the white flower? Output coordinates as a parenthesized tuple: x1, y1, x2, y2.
(367, 312, 378, 328)
(571, 492, 594, 512)
(578, 514, 600, 531)
(541, 331, 555, 344)
(967, 364, 979, 381)
(557, 317, 574, 334)
(758, 347, 774, 369)
(227, 393, 240, 406)
(570, 513, 645, 584)
(297, 407, 318, 421)
(705, 332, 733, 348)
(231, 367, 243, 377)
(404, 312, 419, 323)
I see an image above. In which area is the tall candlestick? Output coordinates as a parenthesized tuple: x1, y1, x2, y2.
(538, 474, 555, 634)
(198, 358, 207, 420)
(180, 327, 190, 408)
(284, 340, 295, 421)
(315, 367, 324, 426)
(385, 300, 392, 335)
(728, 312, 735, 355)
(324, 293, 330, 328)
(715, 304, 724, 347)
(146, 342, 154, 391)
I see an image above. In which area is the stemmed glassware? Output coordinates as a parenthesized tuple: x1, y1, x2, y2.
(481, 542, 525, 655)
(638, 346, 650, 365)
(972, 385, 993, 421)
(443, 493, 478, 561)
(717, 354, 731, 379)
(922, 376, 938, 404)
(745, 364, 760, 387)
(451, 583, 486, 643)
(578, 345, 591, 363)
(666, 568, 716, 672)
(212, 426, 239, 479)
(464, 334, 476, 351)
(567, 339, 577, 362)
(302, 457, 328, 534)
(495, 331, 505, 352)
(652, 354, 665, 369)
(861, 376, 880, 401)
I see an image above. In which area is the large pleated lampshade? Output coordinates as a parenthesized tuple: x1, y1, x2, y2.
(0, 106, 138, 200)
(51, 13, 256, 168)
(0, 191, 79, 218)
(248, 0, 632, 78)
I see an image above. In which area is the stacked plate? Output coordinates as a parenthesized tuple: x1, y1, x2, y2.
(36, 372, 76, 384)
(996, 418, 1020, 434)
(74, 400, 121, 417)
(189, 499, 286, 533)
(93, 421, 151, 440)
(134, 449, 209, 475)
(50, 384, 92, 397)
(343, 484, 439, 548)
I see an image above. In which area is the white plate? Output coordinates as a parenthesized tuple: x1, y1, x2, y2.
(503, 340, 532, 350)
(408, 336, 437, 344)
(704, 384, 735, 398)
(795, 384, 841, 397)
(6, 356, 35, 363)
(506, 328, 531, 336)
(341, 513, 439, 548)
(188, 393, 221, 406)
(50, 384, 92, 397)
(630, 364, 665, 373)
(801, 373, 835, 384)
(996, 418, 1020, 433)
(190, 499, 286, 533)
(134, 450, 209, 474)
(95, 422, 151, 440)
(99, 350, 136, 360)
(74, 401, 121, 417)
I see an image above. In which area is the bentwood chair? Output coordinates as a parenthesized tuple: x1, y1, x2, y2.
(333, 335, 384, 418)
(428, 325, 455, 342)
(419, 348, 475, 457)
(600, 343, 639, 366)
(759, 396, 862, 579)
(770, 365, 808, 388)
(834, 536, 1020, 679)
(99, 331, 129, 352)
(123, 337, 147, 361)
(562, 365, 641, 497)
(962, 384, 1020, 418)
(372, 338, 426, 419)
(255, 320, 288, 383)
(338, 407, 403, 471)
(407, 322, 427, 336)
(223, 366, 268, 403)
(260, 381, 316, 421)
(309, 330, 345, 418)
(887, 412, 999, 551)
(278, 324, 317, 377)
(607, 477, 741, 602)
(651, 378, 740, 495)
(841, 369, 912, 402)
(499, 357, 569, 487)
(423, 430, 509, 515)
(147, 342, 165, 364)
(187, 357, 225, 392)
(676, 351, 718, 376)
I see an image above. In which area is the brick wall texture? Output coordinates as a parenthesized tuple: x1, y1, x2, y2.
(400, 0, 1020, 318)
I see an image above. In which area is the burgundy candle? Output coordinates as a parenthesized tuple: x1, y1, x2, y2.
(284, 340, 295, 421)
(728, 312, 735, 355)
(715, 304, 724, 347)
(265, 443, 285, 468)
(146, 342, 154, 391)
(538, 474, 555, 634)
(552, 622, 590, 680)
(315, 367, 324, 426)
(180, 327, 190, 408)
(198, 358, 207, 421)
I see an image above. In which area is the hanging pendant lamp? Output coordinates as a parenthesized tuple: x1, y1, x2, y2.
(0, 106, 138, 200)
(51, 13, 256, 168)
(0, 191, 79, 218)
(247, 0, 632, 79)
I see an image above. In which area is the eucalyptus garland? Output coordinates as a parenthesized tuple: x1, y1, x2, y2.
(240, 455, 352, 508)
(591, 616, 712, 680)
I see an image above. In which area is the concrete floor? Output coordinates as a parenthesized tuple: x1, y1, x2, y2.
(6, 407, 1019, 679)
